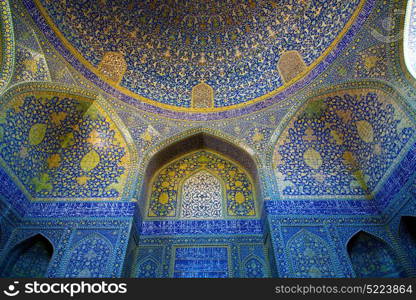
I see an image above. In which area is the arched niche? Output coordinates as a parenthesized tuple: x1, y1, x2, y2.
(287, 230, 337, 278)
(347, 231, 406, 278)
(132, 131, 271, 278)
(146, 149, 257, 219)
(191, 82, 214, 108)
(63, 233, 113, 278)
(139, 132, 262, 218)
(277, 50, 307, 83)
(399, 216, 416, 264)
(136, 257, 160, 278)
(1, 234, 53, 278)
(243, 255, 268, 278)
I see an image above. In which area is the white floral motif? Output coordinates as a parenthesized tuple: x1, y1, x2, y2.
(180, 171, 223, 219)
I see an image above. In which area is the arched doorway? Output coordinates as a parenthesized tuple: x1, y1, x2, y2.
(127, 132, 274, 278)
(399, 216, 416, 264)
(347, 231, 406, 278)
(1, 234, 53, 278)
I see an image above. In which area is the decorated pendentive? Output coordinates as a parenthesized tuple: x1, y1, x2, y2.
(0, 84, 137, 201)
(273, 87, 415, 199)
(287, 230, 337, 278)
(147, 150, 257, 219)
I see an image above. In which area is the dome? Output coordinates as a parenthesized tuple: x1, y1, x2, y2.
(31, 0, 364, 117)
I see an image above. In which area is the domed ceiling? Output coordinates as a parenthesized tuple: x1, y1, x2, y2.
(25, 0, 369, 118)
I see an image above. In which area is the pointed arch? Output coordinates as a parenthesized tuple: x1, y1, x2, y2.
(136, 257, 160, 278)
(243, 254, 266, 278)
(140, 128, 261, 177)
(10, 232, 56, 254)
(0, 234, 53, 278)
(179, 167, 226, 189)
(287, 230, 337, 278)
(347, 231, 406, 278)
(344, 228, 391, 249)
(63, 233, 113, 278)
(191, 82, 214, 108)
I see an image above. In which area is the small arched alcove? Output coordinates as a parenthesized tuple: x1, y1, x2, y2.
(287, 230, 337, 278)
(399, 216, 416, 263)
(63, 233, 112, 278)
(1, 234, 53, 278)
(131, 131, 274, 278)
(347, 231, 406, 278)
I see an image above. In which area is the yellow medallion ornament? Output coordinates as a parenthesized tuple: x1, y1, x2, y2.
(29, 123, 47, 145)
(80, 149, 100, 172)
(76, 176, 90, 185)
(161, 181, 170, 188)
(87, 130, 102, 145)
(303, 148, 323, 170)
(330, 130, 343, 145)
(158, 192, 169, 205)
(47, 154, 61, 169)
(355, 120, 374, 143)
(235, 192, 245, 204)
(168, 171, 176, 177)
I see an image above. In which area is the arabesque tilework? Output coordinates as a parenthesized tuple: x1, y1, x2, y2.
(33, 0, 362, 109)
(0, 0, 414, 279)
(147, 150, 256, 219)
(273, 88, 415, 198)
(0, 84, 138, 201)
